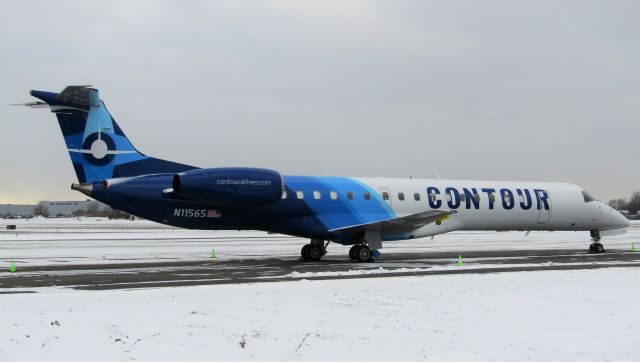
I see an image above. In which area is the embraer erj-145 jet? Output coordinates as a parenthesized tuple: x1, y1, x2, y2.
(21, 86, 629, 262)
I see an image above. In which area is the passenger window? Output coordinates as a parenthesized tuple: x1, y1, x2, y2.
(313, 191, 321, 200)
(428, 192, 436, 202)
(459, 194, 466, 202)
(582, 191, 595, 203)
(364, 192, 371, 200)
(296, 191, 304, 200)
(330, 191, 338, 200)
(489, 194, 495, 202)
(382, 192, 389, 201)
(282, 191, 287, 199)
(398, 192, 405, 201)
(347, 191, 354, 200)
(414, 193, 420, 201)
(445, 193, 452, 202)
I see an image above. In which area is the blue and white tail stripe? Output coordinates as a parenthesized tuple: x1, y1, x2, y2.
(30, 86, 196, 183)
(66, 102, 146, 182)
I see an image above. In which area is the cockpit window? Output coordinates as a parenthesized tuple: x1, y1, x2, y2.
(582, 191, 595, 203)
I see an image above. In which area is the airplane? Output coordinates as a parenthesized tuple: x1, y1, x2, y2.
(20, 85, 630, 262)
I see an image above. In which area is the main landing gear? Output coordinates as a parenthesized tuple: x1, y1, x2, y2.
(301, 239, 328, 261)
(589, 230, 605, 254)
(349, 244, 373, 262)
(347, 229, 380, 262)
(300, 240, 375, 262)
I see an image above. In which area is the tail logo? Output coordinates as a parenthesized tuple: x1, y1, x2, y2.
(90, 139, 108, 159)
(79, 132, 116, 166)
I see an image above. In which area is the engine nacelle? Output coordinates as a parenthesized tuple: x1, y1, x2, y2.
(172, 167, 283, 206)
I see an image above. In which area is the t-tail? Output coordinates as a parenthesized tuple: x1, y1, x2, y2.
(25, 86, 197, 184)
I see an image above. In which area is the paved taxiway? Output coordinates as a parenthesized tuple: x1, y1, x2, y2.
(2, 248, 639, 291)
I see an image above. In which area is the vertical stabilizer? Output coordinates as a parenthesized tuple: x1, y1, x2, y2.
(29, 86, 196, 183)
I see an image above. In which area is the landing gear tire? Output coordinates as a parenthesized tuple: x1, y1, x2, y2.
(349, 245, 372, 262)
(307, 245, 323, 261)
(301, 242, 325, 261)
(588, 242, 605, 254)
(357, 245, 371, 262)
(301, 244, 311, 260)
(349, 245, 357, 260)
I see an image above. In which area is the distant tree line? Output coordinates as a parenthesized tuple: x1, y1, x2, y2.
(608, 191, 640, 215)
(72, 206, 133, 220)
(33, 201, 49, 217)
(32, 200, 132, 219)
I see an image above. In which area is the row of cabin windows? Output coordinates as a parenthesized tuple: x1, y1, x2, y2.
(284, 191, 367, 200)
(283, 191, 368, 201)
(382, 192, 421, 201)
(282, 190, 529, 204)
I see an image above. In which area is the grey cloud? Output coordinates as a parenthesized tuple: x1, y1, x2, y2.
(1, 0, 638, 203)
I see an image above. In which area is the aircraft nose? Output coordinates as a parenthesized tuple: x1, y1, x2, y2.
(610, 207, 630, 228)
(617, 212, 631, 228)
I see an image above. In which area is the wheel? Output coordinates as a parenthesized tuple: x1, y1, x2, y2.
(588, 244, 596, 253)
(349, 245, 359, 260)
(308, 245, 323, 261)
(356, 245, 371, 262)
(596, 243, 605, 253)
(301, 244, 311, 260)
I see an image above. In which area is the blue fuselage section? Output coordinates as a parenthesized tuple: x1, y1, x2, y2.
(90, 174, 396, 244)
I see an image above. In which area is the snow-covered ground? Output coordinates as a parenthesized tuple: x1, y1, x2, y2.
(1, 217, 639, 267)
(1, 218, 639, 361)
(1, 268, 639, 361)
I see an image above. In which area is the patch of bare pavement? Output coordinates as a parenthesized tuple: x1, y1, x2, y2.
(1, 248, 639, 292)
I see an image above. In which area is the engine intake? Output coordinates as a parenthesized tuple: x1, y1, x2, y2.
(172, 167, 283, 206)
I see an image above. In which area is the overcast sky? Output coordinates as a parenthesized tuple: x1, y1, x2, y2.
(1, 0, 638, 204)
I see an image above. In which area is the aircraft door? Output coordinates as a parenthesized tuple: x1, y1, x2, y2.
(379, 187, 392, 207)
(536, 190, 552, 224)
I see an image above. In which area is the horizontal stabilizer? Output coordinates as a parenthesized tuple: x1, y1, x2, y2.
(10, 101, 49, 108)
(329, 209, 455, 234)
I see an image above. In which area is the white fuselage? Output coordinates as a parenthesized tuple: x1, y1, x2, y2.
(355, 178, 629, 239)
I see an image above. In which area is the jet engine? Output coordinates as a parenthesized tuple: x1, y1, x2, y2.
(172, 167, 283, 206)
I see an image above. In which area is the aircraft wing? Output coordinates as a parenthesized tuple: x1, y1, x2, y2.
(328, 209, 455, 234)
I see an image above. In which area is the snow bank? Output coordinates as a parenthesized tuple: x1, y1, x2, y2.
(1, 267, 639, 361)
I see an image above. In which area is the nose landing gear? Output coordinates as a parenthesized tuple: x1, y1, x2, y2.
(589, 230, 605, 254)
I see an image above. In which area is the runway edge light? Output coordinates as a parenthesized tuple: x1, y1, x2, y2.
(9, 260, 16, 273)
(632, 243, 637, 252)
(211, 248, 217, 260)
(457, 255, 463, 267)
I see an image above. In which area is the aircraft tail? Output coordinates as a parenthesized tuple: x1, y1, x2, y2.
(27, 86, 196, 183)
